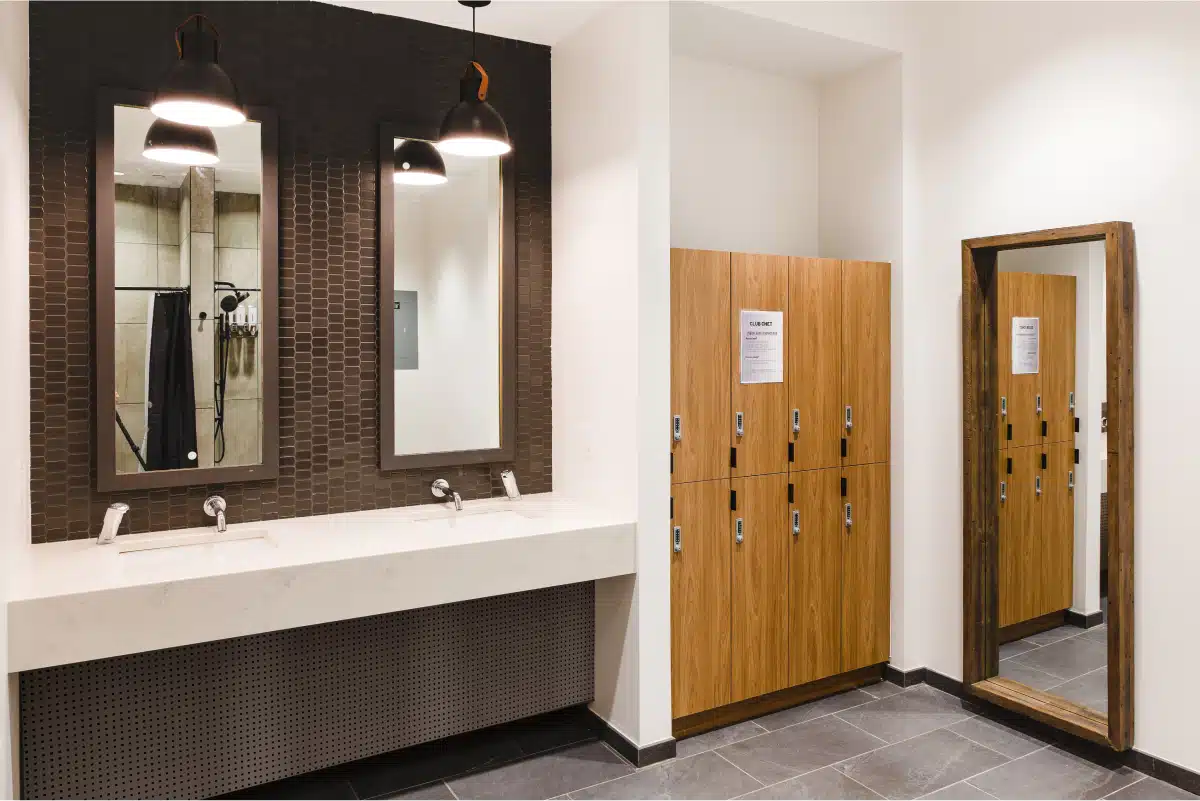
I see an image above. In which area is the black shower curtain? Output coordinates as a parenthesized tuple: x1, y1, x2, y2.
(144, 292, 199, 470)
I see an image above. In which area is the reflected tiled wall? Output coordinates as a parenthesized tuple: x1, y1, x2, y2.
(113, 183, 182, 474)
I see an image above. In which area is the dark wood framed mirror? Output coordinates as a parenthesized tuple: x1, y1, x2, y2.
(95, 88, 279, 491)
(377, 122, 516, 471)
(962, 222, 1134, 750)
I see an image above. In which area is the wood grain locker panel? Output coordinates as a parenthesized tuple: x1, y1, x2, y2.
(841, 261, 890, 466)
(841, 463, 889, 671)
(1042, 274, 1077, 444)
(731, 253, 789, 477)
(998, 272, 1042, 449)
(671, 249, 731, 484)
(789, 467, 843, 686)
(789, 258, 842, 471)
(670, 479, 732, 718)
(731, 473, 790, 702)
(1034, 442, 1075, 619)
(1000, 445, 1041, 627)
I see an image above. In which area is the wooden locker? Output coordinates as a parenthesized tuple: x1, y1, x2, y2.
(842, 261, 890, 466)
(789, 258, 842, 471)
(1034, 442, 1075, 619)
(1042, 275, 1077, 444)
(841, 463, 890, 672)
(998, 272, 1042, 449)
(671, 249, 731, 484)
(789, 467, 843, 686)
(670, 479, 732, 718)
(731, 473, 790, 702)
(1000, 445, 1040, 627)
(731, 253, 789, 477)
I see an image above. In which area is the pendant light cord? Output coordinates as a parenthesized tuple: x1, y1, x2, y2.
(472, 5, 476, 61)
(174, 13, 219, 55)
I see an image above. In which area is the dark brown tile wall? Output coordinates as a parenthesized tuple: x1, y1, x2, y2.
(29, 2, 552, 542)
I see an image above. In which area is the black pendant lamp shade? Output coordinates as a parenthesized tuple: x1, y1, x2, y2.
(143, 117, 219, 165)
(438, 1, 512, 158)
(151, 14, 246, 128)
(394, 139, 448, 186)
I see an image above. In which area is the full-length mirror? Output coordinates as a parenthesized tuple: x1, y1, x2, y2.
(962, 223, 1135, 752)
(995, 243, 1108, 714)
(97, 91, 278, 491)
(378, 126, 515, 470)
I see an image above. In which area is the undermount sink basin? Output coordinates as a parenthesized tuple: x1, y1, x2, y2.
(117, 528, 271, 554)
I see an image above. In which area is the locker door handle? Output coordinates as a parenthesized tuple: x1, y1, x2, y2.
(845, 405, 853, 432)
(1069, 392, 1075, 414)
(1068, 471, 1074, 491)
(673, 525, 682, 553)
(1000, 481, 1007, 504)
(1001, 396, 1007, 418)
(792, 509, 800, 536)
(1037, 394, 1043, 416)
(673, 415, 682, 442)
(844, 503, 853, 530)
(792, 408, 800, 435)
(735, 517, 744, 544)
(1035, 475, 1042, 496)
(736, 411, 744, 438)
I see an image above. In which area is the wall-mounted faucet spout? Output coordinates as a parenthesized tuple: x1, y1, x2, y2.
(97, 502, 130, 544)
(431, 478, 463, 511)
(203, 495, 228, 532)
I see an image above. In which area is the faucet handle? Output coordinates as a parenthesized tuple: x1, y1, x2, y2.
(203, 495, 227, 517)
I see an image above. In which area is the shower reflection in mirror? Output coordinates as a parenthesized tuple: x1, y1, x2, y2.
(111, 104, 264, 474)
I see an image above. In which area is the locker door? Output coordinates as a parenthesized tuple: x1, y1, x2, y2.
(841, 463, 890, 672)
(789, 258, 842, 471)
(1042, 275, 1077, 444)
(1033, 442, 1075, 619)
(671, 249, 731, 484)
(731, 473, 789, 702)
(671, 479, 732, 718)
(731, 253, 789, 477)
(789, 468, 842, 686)
(998, 272, 1042, 449)
(1000, 445, 1041, 626)
(842, 261, 890, 466)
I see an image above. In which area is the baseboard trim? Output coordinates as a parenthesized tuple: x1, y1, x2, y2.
(999, 610, 1067, 644)
(587, 712, 675, 768)
(1065, 609, 1106, 629)
(887, 665, 1200, 797)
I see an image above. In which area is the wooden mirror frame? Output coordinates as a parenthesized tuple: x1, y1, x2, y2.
(377, 122, 516, 471)
(962, 222, 1135, 751)
(95, 88, 280, 491)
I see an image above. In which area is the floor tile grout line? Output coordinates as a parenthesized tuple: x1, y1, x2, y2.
(961, 745, 1054, 793)
(712, 748, 767, 789)
(747, 683, 922, 739)
(1043, 662, 1109, 694)
(445, 780, 459, 800)
(1100, 775, 1147, 799)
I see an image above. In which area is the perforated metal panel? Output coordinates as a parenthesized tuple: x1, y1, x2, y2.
(20, 583, 594, 800)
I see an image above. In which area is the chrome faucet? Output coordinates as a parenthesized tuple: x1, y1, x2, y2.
(203, 495, 228, 532)
(431, 478, 463, 511)
(97, 502, 129, 545)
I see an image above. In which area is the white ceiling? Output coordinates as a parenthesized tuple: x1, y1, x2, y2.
(330, 0, 606, 46)
(671, 2, 895, 82)
(114, 105, 262, 194)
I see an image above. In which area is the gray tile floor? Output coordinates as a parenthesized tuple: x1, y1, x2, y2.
(402, 681, 1197, 800)
(999, 624, 1109, 714)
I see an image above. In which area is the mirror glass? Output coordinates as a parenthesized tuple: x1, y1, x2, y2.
(391, 138, 502, 456)
(995, 241, 1107, 717)
(112, 104, 264, 474)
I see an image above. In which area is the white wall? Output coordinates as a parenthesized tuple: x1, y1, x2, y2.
(393, 153, 502, 455)
(670, 54, 818, 256)
(0, 1, 29, 796)
(999, 242, 1106, 617)
(816, 54, 906, 665)
(552, 2, 672, 749)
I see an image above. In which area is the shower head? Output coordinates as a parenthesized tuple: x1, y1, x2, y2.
(220, 291, 249, 313)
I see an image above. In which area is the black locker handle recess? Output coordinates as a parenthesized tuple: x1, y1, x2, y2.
(787, 483, 794, 504)
(840, 477, 847, 497)
(730, 490, 737, 511)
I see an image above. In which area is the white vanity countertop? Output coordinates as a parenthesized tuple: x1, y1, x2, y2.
(6, 494, 635, 672)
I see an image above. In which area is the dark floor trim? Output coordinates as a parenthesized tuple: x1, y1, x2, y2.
(588, 712, 675, 768)
(884, 664, 926, 688)
(1065, 609, 1106, 629)
(999, 609, 1067, 644)
(896, 667, 1200, 797)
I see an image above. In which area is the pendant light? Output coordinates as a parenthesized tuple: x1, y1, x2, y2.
(151, 15, 246, 128)
(143, 118, 219, 166)
(438, 0, 512, 158)
(394, 139, 447, 186)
